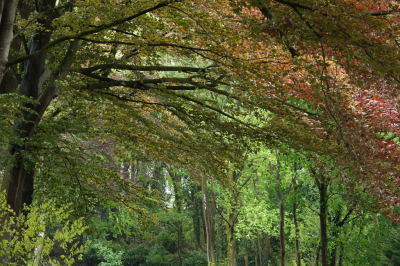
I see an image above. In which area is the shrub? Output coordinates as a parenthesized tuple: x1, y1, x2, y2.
(157, 231, 177, 253)
(146, 244, 170, 266)
(121, 244, 149, 266)
(80, 240, 123, 266)
(182, 249, 208, 266)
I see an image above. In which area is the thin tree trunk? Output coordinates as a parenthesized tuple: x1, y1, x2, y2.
(329, 228, 338, 266)
(293, 202, 301, 265)
(337, 243, 344, 266)
(218, 219, 223, 260)
(32, 211, 46, 266)
(191, 184, 201, 250)
(200, 204, 207, 248)
(263, 233, 270, 266)
(329, 207, 353, 266)
(253, 239, 258, 266)
(0, 0, 17, 84)
(293, 163, 301, 266)
(318, 180, 328, 266)
(226, 213, 237, 266)
(272, 157, 285, 266)
(253, 163, 265, 266)
(167, 166, 183, 266)
(244, 253, 249, 266)
(226, 170, 239, 266)
(257, 232, 263, 266)
(316, 245, 321, 266)
(202, 176, 216, 265)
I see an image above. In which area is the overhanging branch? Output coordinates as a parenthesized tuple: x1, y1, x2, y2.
(6, 1, 173, 67)
(74, 64, 206, 73)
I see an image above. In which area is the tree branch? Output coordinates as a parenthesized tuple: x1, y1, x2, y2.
(6, 1, 174, 67)
(74, 64, 206, 73)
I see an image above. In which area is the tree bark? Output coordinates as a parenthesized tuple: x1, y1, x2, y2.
(226, 212, 237, 266)
(293, 163, 301, 266)
(226, 170, 239, 266)
(252, 165, 265, 266)
(317, 179, 328, 266)
(167, 166, 183, 266)
(191, 183, 201, 250)
(263, 233, 270, 266)
(272, 158, 285, 266)
(0, 0, 17, 84)
(1, 29, 79, 262)
(316, 245, 321, 266)
(329, 207, 353, 266)
(244, 253, 249, 266)
(257, 232, 263, 266)
(202, 176, 216, 265)
(337, 243, 344, 266)
(253, 239, 258, 266)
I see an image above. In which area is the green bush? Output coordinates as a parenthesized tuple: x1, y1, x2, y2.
(80, 240, 123, 266)
(80, 244, 104, 266)
(121, 244, 150, 266)
(182, 249, 208, 266)
(157, 231, 178, 253)
(146, 244, 170, 266)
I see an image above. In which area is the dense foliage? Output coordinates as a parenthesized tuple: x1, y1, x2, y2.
(1, 0, 400, 265)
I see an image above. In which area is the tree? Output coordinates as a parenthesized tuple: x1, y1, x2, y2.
(240, 0, 400, 214)
(0, 0, 240, 237)
(3, 0, 400, 262)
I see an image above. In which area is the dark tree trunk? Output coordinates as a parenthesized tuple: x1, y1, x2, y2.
(271, 158, 285, 266)
(0, 0, 17, 83)
(191, 183, 202, 250)
(316, 245, 321, 266)
(202, 176, 216, 265)
(253, 165, 265, 266)
(293, 163, 301, 266)
(226, 214, 237, 266)
(253, 163, 272, 266)
(0, 0, 80, 257)
(257, 232, 262, 266)
(337, 243, 344, 266)
(263, 233, 270, 266)
(167, 166, 183, 266)
(317, 179, 328, 266)
(226, 170, 239, 266)
(244, 253, 249, 266)
(329, 207, 353, 266)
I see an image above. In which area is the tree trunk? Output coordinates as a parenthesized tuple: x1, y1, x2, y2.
(0, 0, 17, 84)
(167, 166, 183, 266)
(244, 253, 249, 266)
(226, 170, 239, 266)
(226, 213, 237, 266)
(263, 233, 270, 266)
(202, 176, 216, 265)
(293, 163, 301, 266)
(1, 27, 79, 262)
(316, 245, 321, 266)
(317, 179, 328, 266)
(337, 243, 344, 266)
(253, 163, 267, 266)
(329, 224, 338, 266)
(218, 219, 224, 260)
(272, 158, 285, 266)
(253, 239, 258, 266)
(191, 183, 201, 250)
(329, 206, 353, 266)
(257, 232, 263, 266)
(293, 202, 301, 266)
